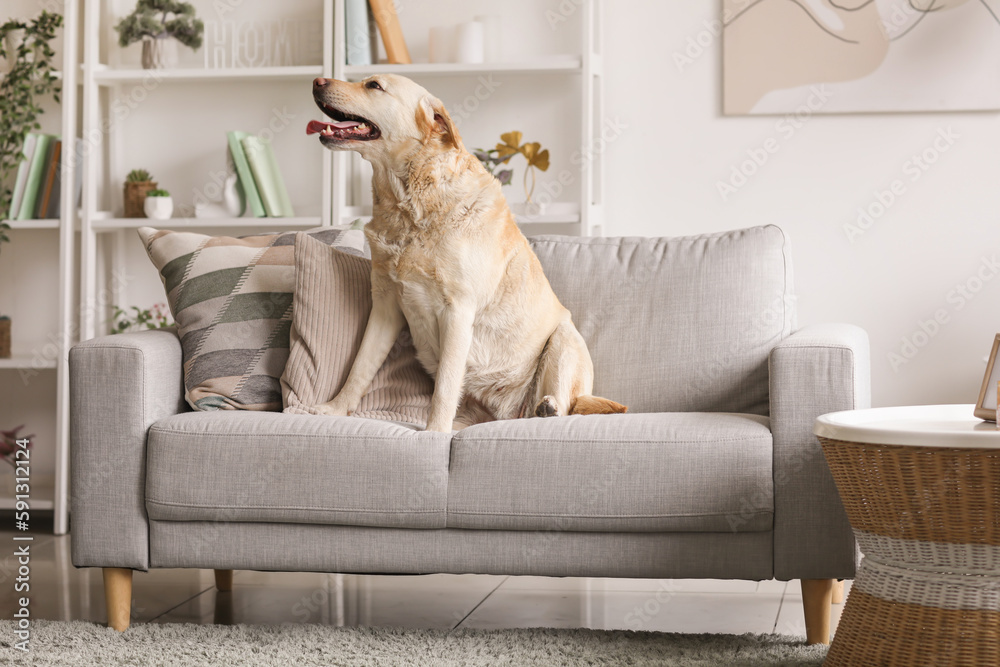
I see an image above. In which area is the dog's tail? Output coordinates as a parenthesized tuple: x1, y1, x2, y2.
(570, 395, 629, 416)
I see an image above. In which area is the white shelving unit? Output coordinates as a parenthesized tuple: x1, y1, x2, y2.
(66, 0, 602, 536)
(0, 0, 78, 535)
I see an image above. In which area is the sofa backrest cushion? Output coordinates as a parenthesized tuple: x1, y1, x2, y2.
(529, 225, 795, 416)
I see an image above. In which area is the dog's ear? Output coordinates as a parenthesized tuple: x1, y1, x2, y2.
(416, 95, 461, 150)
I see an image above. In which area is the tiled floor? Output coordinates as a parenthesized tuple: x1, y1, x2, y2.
(1, 527, 848, 638)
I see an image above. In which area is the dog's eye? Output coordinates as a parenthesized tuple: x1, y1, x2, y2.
(366, 80, 383, 91)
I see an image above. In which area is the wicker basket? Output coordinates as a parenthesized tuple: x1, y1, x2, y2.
(820, 437, 1000, 667)
(124, 181, 158, 218)
(0, 318, 10, 359)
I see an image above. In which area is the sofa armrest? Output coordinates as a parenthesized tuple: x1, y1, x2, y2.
(70, 328, 186, 570)
(769, 323, 870, 581)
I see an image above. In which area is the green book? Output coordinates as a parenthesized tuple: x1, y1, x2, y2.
(226, 131, 266, 218)
(241, 135, 294, 218)
(16, 133, 55, 220)
(7, 133, 38, 220)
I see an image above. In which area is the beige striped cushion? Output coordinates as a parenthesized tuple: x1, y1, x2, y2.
(281, 232, 433, 425)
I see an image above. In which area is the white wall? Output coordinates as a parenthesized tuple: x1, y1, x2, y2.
(602, 2, 1000, 408)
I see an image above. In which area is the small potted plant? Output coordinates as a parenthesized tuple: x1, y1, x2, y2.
(124, 169, 157, 218)
(143, 189, 173, 220)
(0, 315, 10, 359)
(115, 0, 204, 70)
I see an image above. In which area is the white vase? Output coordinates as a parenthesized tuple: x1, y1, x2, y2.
(144, 196, 173, 220)
(222, 173, 243, 216)
(141, 36, 179, 69)
(454, 21, 484, 64)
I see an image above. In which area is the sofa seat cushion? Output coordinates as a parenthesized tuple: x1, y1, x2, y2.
(145, 412, 450, 528)
(447, 413, 774, 533)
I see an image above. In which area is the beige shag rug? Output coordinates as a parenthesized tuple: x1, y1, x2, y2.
(0, 620, 828, 666)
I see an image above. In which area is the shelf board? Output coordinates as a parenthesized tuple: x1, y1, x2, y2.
(0, 70, 61, 81)
(344, 57, 582, 77)
(90, 216, 323, 230)
(0, 356, 57, 371)
(517, 215, 581, 226)
(2, 219, 60, 230)
(0, 473, 55, 511)
(90, 65, 323, 84)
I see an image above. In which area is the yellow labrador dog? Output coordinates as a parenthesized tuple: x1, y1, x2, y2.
(308, 74, 626, 432)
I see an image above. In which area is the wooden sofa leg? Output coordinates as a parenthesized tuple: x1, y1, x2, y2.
(801, 578, 834, 645)
(214, 569, 234, 592)
(832, 579, 845, 604)
(103, 568, 133, 632)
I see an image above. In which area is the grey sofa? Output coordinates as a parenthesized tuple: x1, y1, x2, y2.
(70, 225, 870, 643)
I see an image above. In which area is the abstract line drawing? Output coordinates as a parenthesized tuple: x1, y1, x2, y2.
(723, 0, 1000, 114)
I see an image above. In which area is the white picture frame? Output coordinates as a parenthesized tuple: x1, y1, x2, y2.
(974, 334, 1000, 422)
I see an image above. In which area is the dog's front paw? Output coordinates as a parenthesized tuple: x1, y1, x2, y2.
(534, 395, 559, 418)
(313, 399, 350, 417)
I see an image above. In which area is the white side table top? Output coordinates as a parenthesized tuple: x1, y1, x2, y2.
(814, 404, 1000, 450)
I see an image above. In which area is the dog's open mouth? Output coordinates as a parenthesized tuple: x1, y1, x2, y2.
(307, 103, 381, 142)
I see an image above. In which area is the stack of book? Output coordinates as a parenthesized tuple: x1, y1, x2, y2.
(227, 131, 295, 218)
(6, 133, 81, 221)
(347, 0, 410, 65)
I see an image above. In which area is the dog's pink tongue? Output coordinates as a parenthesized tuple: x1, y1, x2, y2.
(306, 119, 362, 135)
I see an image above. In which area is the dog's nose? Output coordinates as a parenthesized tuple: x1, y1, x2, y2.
(313, 77, 330, 90)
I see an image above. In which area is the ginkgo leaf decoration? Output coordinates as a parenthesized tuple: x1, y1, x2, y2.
(520, 143, 550, 171)
(476, 130, 551, 203)
(495, 131, 523, 160)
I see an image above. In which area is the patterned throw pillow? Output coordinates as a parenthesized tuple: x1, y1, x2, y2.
(137, 226, 367, 411)
(281, 232, 434, 424)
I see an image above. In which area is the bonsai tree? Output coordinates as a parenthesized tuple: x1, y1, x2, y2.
(0, 11, 63, 251)
(115, 0, 204, 50)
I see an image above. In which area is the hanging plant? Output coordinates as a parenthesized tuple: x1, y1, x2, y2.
(0, 11, 63, 250)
